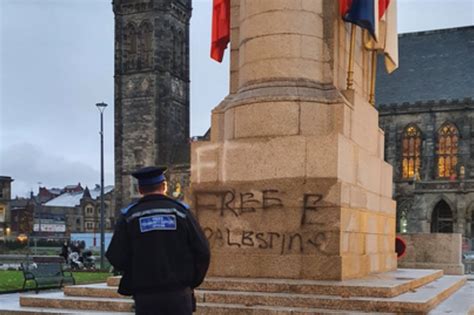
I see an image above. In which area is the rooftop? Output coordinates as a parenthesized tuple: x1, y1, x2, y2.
(376, 26, 474, 106)
(44, 185, 114, 208)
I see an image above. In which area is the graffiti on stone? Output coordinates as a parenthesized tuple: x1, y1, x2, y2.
(194, 189, 325, 225)
(194, 189, 283, 217)
(194, 188, 334, 256)
(203, 227, 332, 255)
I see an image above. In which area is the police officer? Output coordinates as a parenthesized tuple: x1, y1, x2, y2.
(106, 166, 210, 315)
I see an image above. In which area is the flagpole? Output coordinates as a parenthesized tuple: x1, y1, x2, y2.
(369, 50, 377, 106)
(346, 24, 356, 90)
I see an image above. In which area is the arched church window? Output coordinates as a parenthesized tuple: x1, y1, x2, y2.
(431, 200, 454, 233)
(173, 30, 183, 74)
(181, 33, 186, 77)
(171, 30, 177, 71)
(437, 123, 459, 178)
(401, 125, 421, 179)
(139, 21, 153, 69)
(125, 23, 138, 70)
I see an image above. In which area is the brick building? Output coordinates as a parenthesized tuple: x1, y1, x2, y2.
(43, 185, 115, 234)
(377, 26, 474, 240)
(9, 198, 34, 235)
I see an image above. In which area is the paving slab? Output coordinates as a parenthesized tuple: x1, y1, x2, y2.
(429, 280, 474, 315)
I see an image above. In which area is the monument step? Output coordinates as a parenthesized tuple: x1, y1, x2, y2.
(22, 276, 466, 314)
(0, 305, 134, 315)
(106, 276, 120, 287)
(197, 303, 389, 314)
(199, 269, 444, 298)
(19, 293, 134, 313)
(64, 284, 127, 299)
(17, 291, 380, 314)
(106, 268, 443, 298)
(198, 275, 466, 313)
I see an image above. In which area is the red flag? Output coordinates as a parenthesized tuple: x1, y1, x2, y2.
(210, 0, 230, 62)
(378, 0, 390, 18)
(339, 0, 353, 17)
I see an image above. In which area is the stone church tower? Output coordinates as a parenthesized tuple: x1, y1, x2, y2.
(113, 0, 191, 210)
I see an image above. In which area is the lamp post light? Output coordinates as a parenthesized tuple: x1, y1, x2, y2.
(96, 102, 107, 270)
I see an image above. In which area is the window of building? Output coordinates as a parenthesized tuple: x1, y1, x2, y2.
(140, 21, 153, 69)
(401, 125, 422, 179)
(437, 123, 459, 178)
(125, 23, 138, 70)
(471, 212, 474, 239)
(86, 206, 94, 215)
(86, 222, 94, 230)
(431, 200, 453, 233)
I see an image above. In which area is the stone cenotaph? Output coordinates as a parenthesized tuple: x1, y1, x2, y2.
(190, 0, 397, 280)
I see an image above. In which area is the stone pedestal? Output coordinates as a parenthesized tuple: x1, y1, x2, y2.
(190, 0, 397, 280)
(398, 233, 465, 275)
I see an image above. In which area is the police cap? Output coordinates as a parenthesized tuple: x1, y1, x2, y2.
(132, 166, 168, 186)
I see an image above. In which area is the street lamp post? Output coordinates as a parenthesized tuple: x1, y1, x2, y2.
(96, 102, 108, 270)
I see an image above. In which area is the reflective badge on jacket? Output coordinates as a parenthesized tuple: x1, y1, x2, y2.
(139, 214, 177, 232)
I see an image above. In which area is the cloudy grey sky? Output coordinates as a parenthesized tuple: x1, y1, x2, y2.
(1, 0, 473, 197)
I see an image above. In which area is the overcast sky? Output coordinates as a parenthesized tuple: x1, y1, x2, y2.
(1, 0, 473, 197)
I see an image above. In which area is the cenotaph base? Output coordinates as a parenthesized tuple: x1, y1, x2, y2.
(191, 0, 396, 281)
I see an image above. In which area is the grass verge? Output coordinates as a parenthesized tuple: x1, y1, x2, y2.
(0, 270, 111, 293)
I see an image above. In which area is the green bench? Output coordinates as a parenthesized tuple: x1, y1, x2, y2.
(21, 262, 75, 292)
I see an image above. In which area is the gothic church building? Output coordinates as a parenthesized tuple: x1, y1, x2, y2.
(113, 0, 192, 210)
(377, 26, 474, 241)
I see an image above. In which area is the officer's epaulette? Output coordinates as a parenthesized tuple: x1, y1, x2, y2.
(120, 200, 140, 216)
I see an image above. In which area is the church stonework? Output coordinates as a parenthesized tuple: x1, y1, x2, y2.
(379, 99, 474, 239)
(113, 0, 191, 211)
(376, 27, 474, 242)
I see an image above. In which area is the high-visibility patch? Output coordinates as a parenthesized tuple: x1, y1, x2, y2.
(139, 214, 176, 232)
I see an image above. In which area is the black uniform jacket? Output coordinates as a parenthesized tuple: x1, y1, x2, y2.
(106, 194, 210, 296)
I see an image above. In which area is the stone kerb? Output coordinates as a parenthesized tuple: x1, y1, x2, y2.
(398, 233, 465, 275)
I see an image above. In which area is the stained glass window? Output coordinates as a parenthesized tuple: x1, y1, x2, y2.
(437, 123, 458, 178)
(401, 125, 422, 179)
